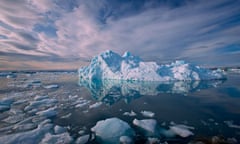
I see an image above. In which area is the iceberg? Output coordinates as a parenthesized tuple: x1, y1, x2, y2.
(79, 50, 226, 82)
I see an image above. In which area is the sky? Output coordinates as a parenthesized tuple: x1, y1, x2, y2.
(0, 0, 240, 70)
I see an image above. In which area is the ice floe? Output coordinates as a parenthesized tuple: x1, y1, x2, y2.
(119, 135, 133, 144)
(123, 110, 137, 117)
(75, 134, 90, 144)
(169, 125, 194, 138)
(40, 132, 72, 144)
(141, 110, 155, 118)
(133, 119, 158, 135)
(36, 107, 57, 118)
(43, 84, 59, 89)
(89, 102, 102, 109)
(224, 121, 240, 129)
(91, 117, 135, 144)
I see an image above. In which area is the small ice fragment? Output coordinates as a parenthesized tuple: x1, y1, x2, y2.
(75, 134, 90, 144)
(13, 123, 37, 131)
(24, 98, 57, 111)
(119, 136, 133, 144)
(43, 84, 59, 89)
(36, 107, 57, 118)
(141, 110, 155, 117)
(3, 114, 25, 124)
(40, 132, 73, 144)
(78, 130, 85, 135)
(161, 122, 166, 126)
(61, 113, 72, 119)
(13, 99, 27, 105)
(0, 120, 53, 144)
(0, 105, 10, 112)
(173, 124, 195, 130)
(123, 110, 137, 117)
(54, 125, 67, 134)
(227, 137, 238, 143)
(75, 102, 89, 108)
(89, 102, 102, 109)
(224, 121, 240, 129)
(147, 137, 160, 144)
(6, 74, 17, 78)
(169, 125, 194, 138)
(0, 98, 14, 105)
(34, 95, 49, 101)
(133, 119, 157, 133)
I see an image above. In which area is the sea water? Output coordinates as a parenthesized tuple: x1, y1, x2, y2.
(0, 71, 239, 143)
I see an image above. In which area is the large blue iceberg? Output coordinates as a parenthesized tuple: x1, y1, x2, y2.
(79, 50, 226, 81)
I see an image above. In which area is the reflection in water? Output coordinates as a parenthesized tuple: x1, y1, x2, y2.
(79, 79, 225, 105)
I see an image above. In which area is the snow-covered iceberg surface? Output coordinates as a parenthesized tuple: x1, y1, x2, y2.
(79, 50, 226, 81)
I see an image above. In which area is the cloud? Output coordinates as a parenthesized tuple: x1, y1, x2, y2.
(52, 0, 240, 62)
(0, 0, 240, 70)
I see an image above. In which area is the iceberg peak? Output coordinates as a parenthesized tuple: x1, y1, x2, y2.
(79, 50, 226, 81)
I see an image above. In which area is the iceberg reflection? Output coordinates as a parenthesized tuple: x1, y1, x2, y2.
(79, 79, 225, 105)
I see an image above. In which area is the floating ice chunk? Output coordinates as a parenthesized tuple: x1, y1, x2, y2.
(75, 103, 87, 108)
(54, 125, 67, 134)
(78, 130, 85, 135)
(133, 119, 158, 134)
(34, 95, 49, 101)
(27, 80, 41, 87)
(43, 84, 59, 89)
(169, 125, 194, 138)
(60, 113, 72, 119)
(36, 107, 57, 118)
(0, 120, 53, 144)
(6, 74, 17, 79)
(119, 136, 133, 144)
(13, 123, 37, 132)
(141, 110, 155, 117)
(3, 114, 25, 124)
(0, 98, 14, 105)
(91, 117, 135, 144)
(75, 134, 90, 144)
(40, 132, 73, 144)
(0, 105, 10, 112)
(0, 72, 11, 77)
(123, 110, 137, 117)
(173, 124, 195, 130)
(0, 98, 14, 112)
(13, 99, 27, 105)
(24, 98, 57, 111)
(147, 137, 160, 144)
(160, 129, 176, 138)
(228, 68, 240, 73)
(75, 100, 90, 108)
(89, 102, 102, 109)
(224, 121, 240, 129)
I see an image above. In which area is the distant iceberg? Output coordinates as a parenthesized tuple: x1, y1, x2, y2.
(79, 50, 226, 81)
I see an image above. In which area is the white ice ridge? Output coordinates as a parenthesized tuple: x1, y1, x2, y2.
(79, 50, 226, 81)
